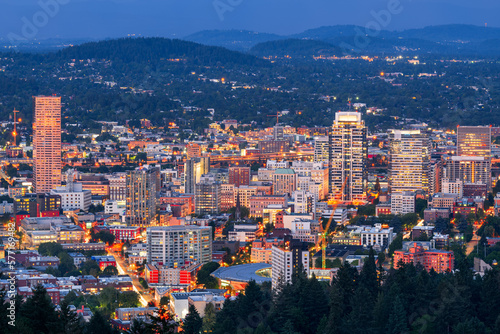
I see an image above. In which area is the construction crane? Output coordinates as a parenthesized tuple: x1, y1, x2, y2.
(267, 112, 282, 125)
(316, 178, 347, 269)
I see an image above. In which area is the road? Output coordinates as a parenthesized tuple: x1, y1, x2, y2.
(110, 251, 154, 307)
(466, 234, 480, 256)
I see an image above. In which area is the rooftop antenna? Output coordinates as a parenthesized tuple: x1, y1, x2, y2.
(348, 98, 352, 111)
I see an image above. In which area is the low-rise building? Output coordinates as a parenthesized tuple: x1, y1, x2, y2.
(393, 242, 454, 273)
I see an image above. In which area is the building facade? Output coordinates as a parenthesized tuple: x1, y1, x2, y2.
(146, 226, 212, 267)
(33, 96, 62, 193)
(329, 112, 367, 202)
(126, 166, 159, 227)
(388, 130, 431, 193)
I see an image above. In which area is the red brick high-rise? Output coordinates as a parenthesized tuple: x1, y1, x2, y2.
(228, 165, 250, 187)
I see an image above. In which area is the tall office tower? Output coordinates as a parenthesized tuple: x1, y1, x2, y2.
(329, 112, 367, 202)
(33, 96, 61, 193)
(184, 157, 210, 194)
(388, 130, 431, 194)
(126, 166, 158, 227)
(446, 156, 490, 185)
(228, 165, 250, 187)
(147, 225, 212, 266)
(273, 125, 284, 140)
(314, 136, 329, 163)
(195, 174, 221, 215)
(457, 126, 491, 157)
(456, 126, 492, 189)
(271, 237, 310, 290)
(430, 159, 444, 195)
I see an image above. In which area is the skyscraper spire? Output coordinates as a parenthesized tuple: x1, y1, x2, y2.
(235, 191, 241, 221)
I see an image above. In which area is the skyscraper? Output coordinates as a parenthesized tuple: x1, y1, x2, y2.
(33, 96, 61, 193)
(184, 157, 210, 194)
(329, 112, 367, 202)
(313, 136, 329, 163)
(271, 237, 310, 290)
(228, 165, 250, 187)
(455, 126, 492, 190)
(126, 166, 159, 227)
(195, 174, 221, 215)
(457, 126, 491, 157)
(388, 130, 431, 193)
(147, 225, 212, 266)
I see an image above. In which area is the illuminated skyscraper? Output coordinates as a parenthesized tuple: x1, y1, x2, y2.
(126, 166, 159, 227)
(388, 130, 431, 193)
(457, 126, 491, 157)
(329, 112, 367, 202)
(33, 96, 61, 193)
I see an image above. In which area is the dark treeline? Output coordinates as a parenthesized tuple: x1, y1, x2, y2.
(190, 250, 500, 334)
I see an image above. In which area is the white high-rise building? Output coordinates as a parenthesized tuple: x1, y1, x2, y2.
(329, 112, 367, 202)
(271, 238, 309, 290)
(147, 226, 212, 266)
(391, 191, 416, 215)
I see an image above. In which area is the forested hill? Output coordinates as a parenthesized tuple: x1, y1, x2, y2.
(49, 37, 268, 67)
(249, 39, 343, 58)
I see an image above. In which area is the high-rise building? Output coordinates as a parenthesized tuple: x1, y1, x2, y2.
(457, 126, 491, 157)
(184, 157, 210, 194)
(33, 96, 61, 193)
(272, 168, 296, 196)
(273, 125, 284, 140)
(271, 237, 310, 290)
(388, 130, 431, 193)
(126, 166, 159, 227)
(446, 156, 490, 186)
(107, 173, 127, 201)
(329, 112, 367, 202)
(313, 136, 329, 163)
(146, 225, 212, 266)
(228, 165, 250, 187)
(195, 174, 221, 215)
(455, 126, 492, 190)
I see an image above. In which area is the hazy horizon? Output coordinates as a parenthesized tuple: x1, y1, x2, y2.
(1, 0, 499, 41)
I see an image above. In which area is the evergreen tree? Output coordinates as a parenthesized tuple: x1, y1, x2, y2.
(128, 318, 150, 334)
(359, 248, 378, 300)
(85, 311, 115, 334)
(58, 300, 83, 334)
(18, 285, 59, 334)
(183, 304, 202, 334)
(386, 295, 408, 334)
(203, 302, 217, 333)
(147, 308, 178, 334)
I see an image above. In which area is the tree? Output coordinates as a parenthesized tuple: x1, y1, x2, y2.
(85, 311, 115, 334)
(58, 300, 83, 334)
(386, 295, 408, 334)
(197, 262, 220, 288)
(81, 260, 101, 277)
(18, 285, 59, 334)
(102, 265, 119, 276)
(147, 308, 178, 334)
(38, 242, 64, 256)
(183, 304, 203, 334)
(202, 303, 217, 333)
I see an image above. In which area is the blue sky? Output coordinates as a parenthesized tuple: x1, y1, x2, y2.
(1, 0, 499, 40)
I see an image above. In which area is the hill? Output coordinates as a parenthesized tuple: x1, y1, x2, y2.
(249, 39, 343, 58)
(183, 30, 285, 52)
(51, 37, 267, 67)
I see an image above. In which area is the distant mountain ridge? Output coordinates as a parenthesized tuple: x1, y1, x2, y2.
(184, 24, 500, 56)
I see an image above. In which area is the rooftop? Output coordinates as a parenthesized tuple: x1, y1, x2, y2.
(211, 263, 271, 284)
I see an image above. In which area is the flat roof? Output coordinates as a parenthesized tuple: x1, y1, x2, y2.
(211, 263, 271, 284)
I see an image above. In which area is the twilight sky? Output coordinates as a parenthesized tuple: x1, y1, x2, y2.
(1, 0, 499, 40)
